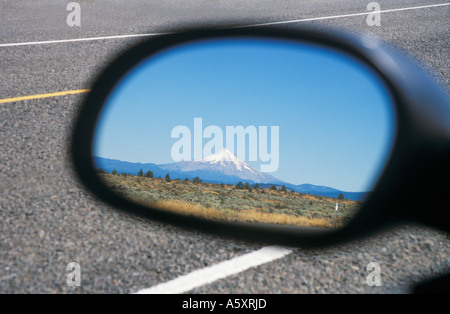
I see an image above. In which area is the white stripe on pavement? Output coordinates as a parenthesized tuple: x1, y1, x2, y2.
(0, 32, 170, 48)
(1, 3, 448, 48)
(234, 2, 450, 28)
(135, 246, 293, 294)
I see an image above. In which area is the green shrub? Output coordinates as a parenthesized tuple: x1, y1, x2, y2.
(144, 170, 153, 178)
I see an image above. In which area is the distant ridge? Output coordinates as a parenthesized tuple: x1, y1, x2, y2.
(94, 154, 367, 201)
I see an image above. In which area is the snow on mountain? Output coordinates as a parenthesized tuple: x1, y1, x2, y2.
(201, 148, 244, 169)
(159, 148, 283, 184)
(94, 155, 366, 200)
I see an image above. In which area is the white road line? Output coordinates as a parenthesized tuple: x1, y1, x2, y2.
(135, 246, 293, 294)
(234, 2, 450, 28)
(0, 32, 170, 48)
(0, 3, 448, 48)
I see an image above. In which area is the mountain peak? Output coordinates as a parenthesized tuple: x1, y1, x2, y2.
(160, 148, 284, 184)
(201, 148, 239, 163)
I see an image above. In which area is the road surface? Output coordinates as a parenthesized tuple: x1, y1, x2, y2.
(1, 0, 449, 294)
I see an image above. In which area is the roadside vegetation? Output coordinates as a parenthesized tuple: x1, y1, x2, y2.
(97, 169, 361, 228)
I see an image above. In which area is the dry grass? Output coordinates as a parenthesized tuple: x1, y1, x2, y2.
(98, 172, 357, 229)
(152, 199, 335, 228)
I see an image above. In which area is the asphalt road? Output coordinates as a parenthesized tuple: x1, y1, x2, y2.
(1, 0, 449, 294)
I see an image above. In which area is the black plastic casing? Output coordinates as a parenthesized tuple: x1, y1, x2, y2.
(71, 27, 450, 248)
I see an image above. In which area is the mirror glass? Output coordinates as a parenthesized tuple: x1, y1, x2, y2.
(92, 37, 395, 230)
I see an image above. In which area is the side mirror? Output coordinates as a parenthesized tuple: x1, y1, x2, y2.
(71, 27, 450, 248)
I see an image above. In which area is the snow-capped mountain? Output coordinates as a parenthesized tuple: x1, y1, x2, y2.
(159, 148, 284, 184)
(94, 154, 367, 200)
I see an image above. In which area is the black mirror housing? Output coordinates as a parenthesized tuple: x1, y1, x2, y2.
(71, 26, 450, 248)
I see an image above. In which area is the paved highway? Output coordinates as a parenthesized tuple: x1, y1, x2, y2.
(1, 0, 449, 294)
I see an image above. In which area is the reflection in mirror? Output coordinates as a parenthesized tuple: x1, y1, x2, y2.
(93, 38, 395, 229)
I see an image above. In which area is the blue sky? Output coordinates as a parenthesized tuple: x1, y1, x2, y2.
(94, 37, 395, 192)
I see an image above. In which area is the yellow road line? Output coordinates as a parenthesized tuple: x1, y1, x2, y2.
(0, 89, 90, 104)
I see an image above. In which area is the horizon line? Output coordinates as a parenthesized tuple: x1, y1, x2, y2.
(93, 155, 367, 194)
